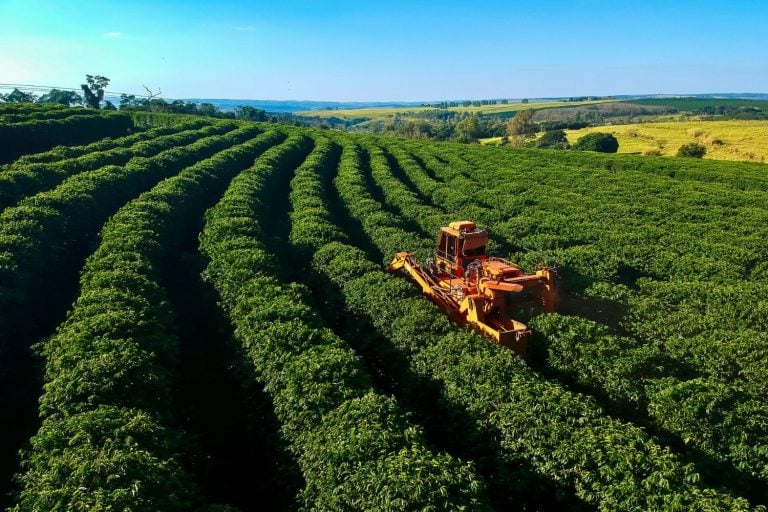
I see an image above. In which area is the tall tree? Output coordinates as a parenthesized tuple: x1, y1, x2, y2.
(0, 88, 38, 103)
(119, 94, 146, 109)
(38, 89, 82, 106)
(80, 75, 110, 108)
(235, 105, 267, 121)
(506, 109, 536, 136)
(454, 114, 481, 143)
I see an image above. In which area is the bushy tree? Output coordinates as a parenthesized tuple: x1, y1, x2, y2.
(119, 94, 147, 109)
(37, 89, 82, 106)
(235, 105, 267, 121)
(0, 88, 38, 103)
(572, 132, 619, 153)
(677, 142, 706, 158)
(536, 129, 569, 149)
(506, 109, 536, 136)
(81, 75, 110, 108)
(454, 114, 481, 143)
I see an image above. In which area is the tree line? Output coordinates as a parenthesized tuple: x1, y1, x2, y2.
(0, 76, 300, 124)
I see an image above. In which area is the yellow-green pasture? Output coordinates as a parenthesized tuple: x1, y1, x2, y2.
(294, 99, 617, 120)
(566, 120, 768, 163)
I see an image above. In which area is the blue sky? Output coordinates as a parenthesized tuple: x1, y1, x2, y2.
(1, 0, 766, 101)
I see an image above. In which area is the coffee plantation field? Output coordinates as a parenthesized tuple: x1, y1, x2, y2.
(1, 106, 767, 511)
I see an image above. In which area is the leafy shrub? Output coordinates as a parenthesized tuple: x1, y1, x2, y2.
(200, 136, 490, 510)
(677, 142, 707, 158)
(0, 122, 232, 210)
(572, 132, 619, 153)
(0, 112, 132, 163)
(12, 129, 283, 511)
(13, 407, 197, 512)
(536, 129, 569, 149)
(301, 138, 750, 509)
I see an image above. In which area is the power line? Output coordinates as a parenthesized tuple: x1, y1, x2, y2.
(0, 83, 153, 98)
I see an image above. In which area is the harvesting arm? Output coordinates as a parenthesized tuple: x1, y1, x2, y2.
(388, 221, 558, 356)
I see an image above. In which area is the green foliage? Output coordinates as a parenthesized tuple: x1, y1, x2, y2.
(677, 142, 707, 158)
(235, 105, 267, 121)
(506, 108, 536, 136)
(13, 407, 196, 512)
(81, 74, 110, 109)
(13, 126, 280, 511)
(629, 97, 768, 111)
(392, 136, 768, 497)
(536, 129, 569, 149)
(37, 89, 82, 106)
(3, 107, 768, 509)
(200, 135, 490, 510)
(0, 108, 101, 124)
(288, 135, 751, 509)
(10, 118, 210, 165)
(454, 114, 482, 143)
(0, 122, 231, 210)
(0, 88, 38, 103)
(0, 112, 132, 163)
(0, 124, 262, 433)
(572, 132, 619, 152)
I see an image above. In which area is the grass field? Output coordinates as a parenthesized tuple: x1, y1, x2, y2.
(565, 120, 768, 162)
(626, 97, 768, 110)
(295, 99, 617, 119)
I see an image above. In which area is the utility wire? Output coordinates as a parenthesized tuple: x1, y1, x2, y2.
(0, 83, 154, 98)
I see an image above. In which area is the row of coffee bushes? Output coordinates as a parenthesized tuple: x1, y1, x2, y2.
(200, 134, 490, 510)
(11, 129, 285, 511)
(370, 137, 768, 495)
(0, 122, 238, 211)
(303, 140, 751, 510)
(0, 112, 133, 163)
(0, 125, 263, 412)
(10, 118, 211, 165)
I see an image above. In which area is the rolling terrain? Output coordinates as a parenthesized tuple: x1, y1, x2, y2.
(1, 106, 767, 511)
(295, 99, 616, 120)
(566, 120, 768, 162)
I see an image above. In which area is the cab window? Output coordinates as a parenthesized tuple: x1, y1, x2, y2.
(445, 235, 457, 261)
(462, 244, 486, 257)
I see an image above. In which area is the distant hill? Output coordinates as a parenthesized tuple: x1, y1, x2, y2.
(100, 93, 768, 114)
(613, 92, 768, 101)
(188, 94, 768, 114)
(177, 98, 427, 113)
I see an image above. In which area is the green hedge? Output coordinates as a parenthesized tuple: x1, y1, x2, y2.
(1, 108, 102, 124)
(0, 125, 263, 429)
(12, 118, 212, 165)
(361, 135, 768, 495)
(0, 122, 238, 211)
(12, 129, 284, 511)
(301, 140, 751, 510)
(0, 112, 133, 163)
(200, 134, 490, 510)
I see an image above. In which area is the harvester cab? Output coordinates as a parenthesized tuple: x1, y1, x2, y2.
(389, 221, 558, 357)
(433, 221, 488, 276)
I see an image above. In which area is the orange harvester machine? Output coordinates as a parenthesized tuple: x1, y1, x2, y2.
(388, 221, 558, 356)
